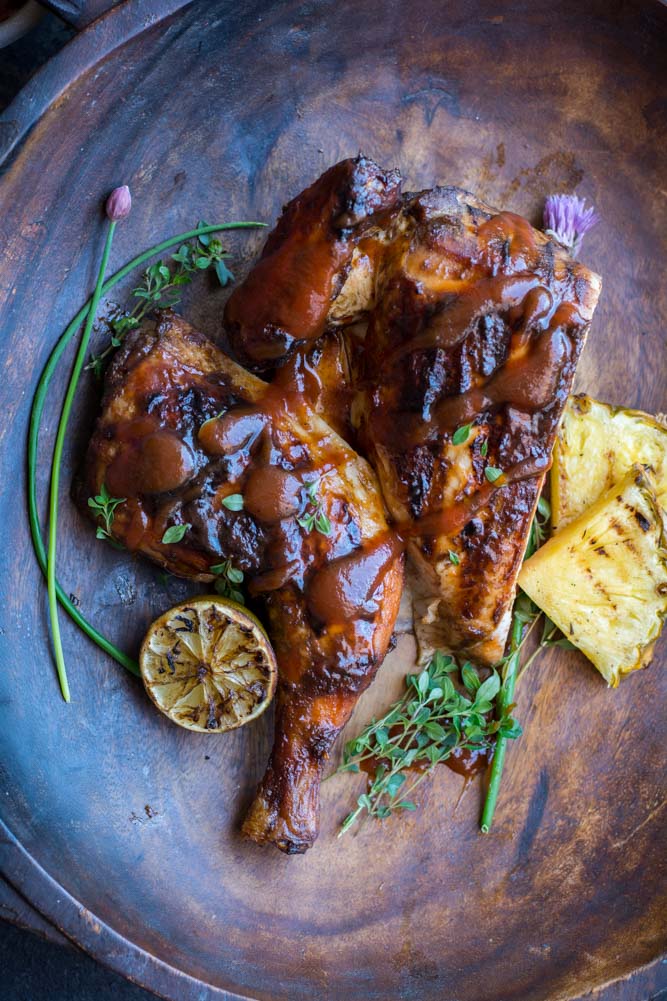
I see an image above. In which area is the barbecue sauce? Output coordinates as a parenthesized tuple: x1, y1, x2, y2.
(225, 156, 401, 367)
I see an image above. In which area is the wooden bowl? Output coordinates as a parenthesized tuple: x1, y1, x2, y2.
(0, 0, 42, 48)
(0, 1, 665, 998)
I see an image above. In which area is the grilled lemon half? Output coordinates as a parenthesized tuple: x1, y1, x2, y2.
(552, 394, 667, 532)
(519, 465, 667, 687)
(140, 596, 277, 732)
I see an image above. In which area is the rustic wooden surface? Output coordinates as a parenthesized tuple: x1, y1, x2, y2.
(38, 0, 125, 29)
(0, 1, 666, 999)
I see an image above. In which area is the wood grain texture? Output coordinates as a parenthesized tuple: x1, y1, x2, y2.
(0, 1, 665, 999)
(0, 873, 69, 946)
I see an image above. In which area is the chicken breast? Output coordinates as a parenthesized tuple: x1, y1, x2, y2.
(354, 187, 602, 663)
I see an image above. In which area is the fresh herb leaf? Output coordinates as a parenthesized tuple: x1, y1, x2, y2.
(336, 649, 520, 835)
(297, 479, 331, 536)
(88, 484, 125, 548)
(221, 493, 244, 512)
(314, 511, 332, 536)
(86, 225, 235, 374)
(452, 424, 472, 446)
(448, 550, 460, 566)
(525, 492, 551, 560)
(476, 671, 501, 704)
(210, 559, 245, 604)
(461, 662, 481, 694)
(484, 465, 503, 483)
(161, 523, 191, 545)
(480, 439, 489, 458)
(215, 259, 235, 287)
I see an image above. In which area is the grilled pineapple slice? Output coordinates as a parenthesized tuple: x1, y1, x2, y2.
(519, 465, 667, 686)
(552, 395, 667, 532)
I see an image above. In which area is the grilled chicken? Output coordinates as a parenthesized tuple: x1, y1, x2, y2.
(225, 155, 401, 369)
(81, 312, 404, 852)
(225, 163, 601, 665)
(354, 187, 601, 663)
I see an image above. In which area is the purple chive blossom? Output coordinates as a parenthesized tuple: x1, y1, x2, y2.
(105, 185, 132, 222)
(543, 194, 599, 256)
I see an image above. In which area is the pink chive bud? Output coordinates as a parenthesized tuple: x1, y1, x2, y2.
(543, 194, 599, 257)
(105, 185, 132, 222)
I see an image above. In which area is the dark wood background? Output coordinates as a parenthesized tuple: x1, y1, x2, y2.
(0, 1, 665, 999)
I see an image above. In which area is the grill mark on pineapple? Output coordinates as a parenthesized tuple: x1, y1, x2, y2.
(632, 509, 651, 532)
(593, 579, 613, 605)
(594, 545, 608, 556)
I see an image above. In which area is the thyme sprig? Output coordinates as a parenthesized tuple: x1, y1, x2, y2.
(337, 494, 568, 837)
(297, 479, 332, 536)
(86, 224, 234, 377)
(337, 652, 521, 835)
(87, 484, 125, 549)
(211, 559, 245, 605)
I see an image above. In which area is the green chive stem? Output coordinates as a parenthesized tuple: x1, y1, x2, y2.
(47, 221, 117, 700)
(479, 611, 524, 833)
(31, 222, 265, 692)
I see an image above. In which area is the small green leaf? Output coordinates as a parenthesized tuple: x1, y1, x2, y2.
(221, 493, 244, 512)
(448, 550, 460, 566)
(461, 663, 481, 694)
(537, 495, 551, 520)
(480, 439, 489, 457)
(196, 256, 210, 269)
(315, 511, 332, 536)
(484, 465, 503, 483)
(386, 772, 406, 796)
(215, 259, 235, 286)
(424, 721, 447, 740)
(452, 424, 472, 446)
(197, 222, 212, 245)
(305, 480, 319, 504)
(476, 671, 501, 704)
(161, 523, 191, 545)
(499, 718, 523, 740)
(227, 566, 244, 584)
(417, 670, 430, 694)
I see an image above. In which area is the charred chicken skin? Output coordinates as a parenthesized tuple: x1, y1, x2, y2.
(225, 160, 601, 665)
(81, 313, 403, 853)
(225, 155, 401, 369)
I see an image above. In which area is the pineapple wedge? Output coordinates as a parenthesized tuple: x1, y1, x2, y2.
(519, 465, 667, 686)
(552, 395, 667, 532)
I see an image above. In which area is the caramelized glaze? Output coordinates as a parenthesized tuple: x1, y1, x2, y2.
(224, 156, 401, 368)
(80, 312, 404, 854)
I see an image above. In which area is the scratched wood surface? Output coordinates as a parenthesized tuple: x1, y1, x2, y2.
(0, 1, 665, 999)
